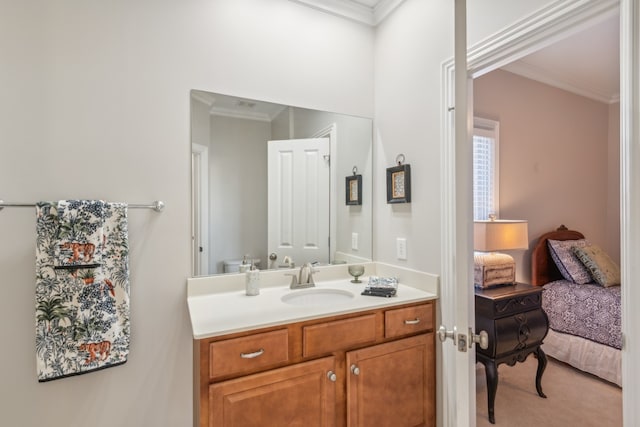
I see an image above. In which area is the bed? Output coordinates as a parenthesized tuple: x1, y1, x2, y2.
(531, 225, 622, 386)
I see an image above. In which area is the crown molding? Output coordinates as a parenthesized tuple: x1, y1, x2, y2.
(290, 0, 405, 26)
(372, 0, 405, 25)
(462, 0, 619, 105)
(191, 91, 214, 107)
(208, 107, 272, 122)
(192, 91, 287, 122)
(467, 0, 619, 77)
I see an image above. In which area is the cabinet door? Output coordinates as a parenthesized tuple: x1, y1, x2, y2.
(209, 356, 336, 427)
(346, 334, 434, 427)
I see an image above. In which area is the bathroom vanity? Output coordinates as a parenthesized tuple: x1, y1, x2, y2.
(187, 263, 438, 427)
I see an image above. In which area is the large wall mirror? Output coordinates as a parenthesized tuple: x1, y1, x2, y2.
(191, 90, 373, 276)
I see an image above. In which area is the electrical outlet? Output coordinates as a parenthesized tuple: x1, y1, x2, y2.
(396, 238, 407, 260)
(351, 232, 359, 250)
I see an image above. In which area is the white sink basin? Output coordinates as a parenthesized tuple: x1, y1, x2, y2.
(281, 288, 355, 306)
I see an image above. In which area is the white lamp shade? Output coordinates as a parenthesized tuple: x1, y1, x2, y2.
(474, 220, 529, 252)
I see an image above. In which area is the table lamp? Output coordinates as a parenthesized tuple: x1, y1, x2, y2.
(474, 218, 528, 288)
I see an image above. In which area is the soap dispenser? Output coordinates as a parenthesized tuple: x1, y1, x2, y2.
(239, 255, 251, 273)
(245, 261, 260, 296)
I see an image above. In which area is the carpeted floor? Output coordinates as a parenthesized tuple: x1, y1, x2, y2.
(476, 356, 622, 427)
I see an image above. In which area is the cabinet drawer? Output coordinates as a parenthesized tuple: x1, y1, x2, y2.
(477, 308, 548, 358)
(385, 303, 433, 338)
(303, 314, 377, 357)
(475, 284, 542, 319)
(209, 329, 289, 379)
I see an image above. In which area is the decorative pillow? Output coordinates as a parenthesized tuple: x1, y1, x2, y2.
(547, 239, 592, 284)
(572, 245, 621, 287)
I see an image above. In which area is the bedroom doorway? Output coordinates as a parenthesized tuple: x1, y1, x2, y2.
(444, 0, 640, 425)
(469, 2, 622, 425)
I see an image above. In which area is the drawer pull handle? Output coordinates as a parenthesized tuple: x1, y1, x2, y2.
(327, 371, 337, 382)
(240, 349, 265, 359)
(404, 318, 421, 325)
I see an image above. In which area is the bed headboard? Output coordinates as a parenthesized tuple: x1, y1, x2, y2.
(531, 225, 584, 286)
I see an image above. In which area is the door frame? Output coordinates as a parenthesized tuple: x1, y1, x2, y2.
(191, 143, 209, 276)
(443, 0, 638, 425)
(312, 123, 338, 264)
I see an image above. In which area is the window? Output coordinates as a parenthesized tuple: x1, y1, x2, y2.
(473, 118, 499, 221)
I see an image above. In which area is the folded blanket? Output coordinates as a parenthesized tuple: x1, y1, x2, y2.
(36, 201, 130, 382)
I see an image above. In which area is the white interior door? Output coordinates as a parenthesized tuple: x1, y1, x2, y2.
(267, 138, 330, 268)
(439, 1, 475, 426)
(453, 1, 475, 425)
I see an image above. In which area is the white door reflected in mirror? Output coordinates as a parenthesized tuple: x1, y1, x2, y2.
(268, 138, 330, 268)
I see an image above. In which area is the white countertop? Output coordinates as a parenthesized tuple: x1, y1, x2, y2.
(187, 262, 439, 340)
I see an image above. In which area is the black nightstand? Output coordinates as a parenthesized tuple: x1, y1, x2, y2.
(475, 283, 549, 424)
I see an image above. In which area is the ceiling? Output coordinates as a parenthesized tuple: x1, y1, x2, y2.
(297, 1, 620, 104)
(502, 13, 620, 104)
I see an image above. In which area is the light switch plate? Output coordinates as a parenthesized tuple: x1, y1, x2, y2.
(351, 232, 358, 250)
(396, 238, 407, 260)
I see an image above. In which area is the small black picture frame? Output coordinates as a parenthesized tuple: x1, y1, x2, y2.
(346, 174, 362, 205)
(386, 164, 411, 203)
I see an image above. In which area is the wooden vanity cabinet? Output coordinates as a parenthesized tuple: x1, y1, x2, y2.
(347, 334, 434, 427)
(194, 301, 436, 427)
(209, 356, 336, 427)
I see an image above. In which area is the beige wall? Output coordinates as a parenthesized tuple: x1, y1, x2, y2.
(607, 102, 621, 263)
(474, 69, 619, 282)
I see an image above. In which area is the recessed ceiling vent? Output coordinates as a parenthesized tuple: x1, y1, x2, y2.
(236, 100, 256, 109)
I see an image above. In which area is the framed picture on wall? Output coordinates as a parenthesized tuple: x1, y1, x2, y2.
(346, 174, 362, 205)
(386, 163, 411, 203)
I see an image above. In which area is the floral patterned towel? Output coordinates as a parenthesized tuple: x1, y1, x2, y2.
(53, 200, 104, 269)
(36, 201, 130, 382)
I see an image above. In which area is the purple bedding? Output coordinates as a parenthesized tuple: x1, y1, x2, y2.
(542, 280, 621, 349)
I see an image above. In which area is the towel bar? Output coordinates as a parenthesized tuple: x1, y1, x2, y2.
(0, 200, 165, 212)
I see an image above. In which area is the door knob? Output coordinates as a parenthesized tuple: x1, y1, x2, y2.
(469, 328, 489, 350)
(327, 371, 337, 382)
(438, 325, 457, 344)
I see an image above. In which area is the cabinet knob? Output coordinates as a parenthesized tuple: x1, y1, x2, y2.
(327, 371, 337, 382)
(350, 364, 360, 376)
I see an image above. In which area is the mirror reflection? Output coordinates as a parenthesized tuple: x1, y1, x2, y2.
(191, 90, 373, 276)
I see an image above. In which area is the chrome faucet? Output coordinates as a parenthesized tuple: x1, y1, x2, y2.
(286, 262, 317, 289)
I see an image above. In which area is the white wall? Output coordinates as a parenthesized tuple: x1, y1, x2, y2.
(0, 1, 372, 426)
(210, 115, 270, 273)
(373, 0, 453, 273)
(0, 0, 567, 425)
(372, 0, 554, 273)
